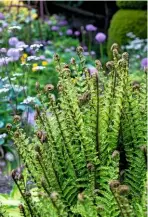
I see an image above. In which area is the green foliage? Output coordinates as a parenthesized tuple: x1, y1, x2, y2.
(1, 46, 146, 216)
(116, 1, 147, 9)
(107, 9, 147, 57)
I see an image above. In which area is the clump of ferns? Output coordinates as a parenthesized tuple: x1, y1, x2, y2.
(5, 44, 147, 217)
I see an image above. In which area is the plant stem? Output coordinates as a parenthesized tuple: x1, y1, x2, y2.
(88, 32, 92, 55)
(100, 43, 103, 62)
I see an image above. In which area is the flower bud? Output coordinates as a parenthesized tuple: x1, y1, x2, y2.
(111, 43, 119, 51)
(44, 84, 54, 92)
(24, 191, 31, 197)
(109, 180, 120, 189)
(122, 52, 129, 61)
(35, 82, 40, 90)
(87, 162, 94, 172)
(132, 81, 140, 91)
(76, 46, 84, 54)
(78, 192, 84, 201)
(112, 150, 119, 159)
(70, 57, 76, 65)
(11, 169, 17, 179)
(118, 185, 129, 195)
(18, 204, 24, 211)
(63, 64, 69, 69)
(6, 123, 12, 130)
(140, 145, 147, 153)
(53, 53, 60, 61)
(57, 83, 63, 92)
(14, 131, 20, 138)
(13, 115, 21, 123)
(95, 60, 102, 69)
(36, 130, 43, 139)
(106, 61, 114, 70)
(50, 192, 59, 201)
(118, 59, 126, 67)
(40, 133, 47, 143)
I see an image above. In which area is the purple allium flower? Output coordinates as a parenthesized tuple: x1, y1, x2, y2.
(9, 37, 19, 46)
(74, 31, 80, 36)
(47, 20, 52, 26)
(86, 24, 97, 31)
(84, 52, 89, 56)
(0, 57, 12, 66)
(141, 58, 148, 68)
(2, 22, 8, 28)
(0, 58, 5, 66)
(7, 48, 20, 61)
(83, 46, 88, 51)
(39, 55, 46, 60)
(51, 26, 59, 31)
(59, 20, 68, 26)
(95, 32, 106, 43)
(91, 51, 96, 56)
(1, 48, 7, 53)
(88, 66, 98, 75)
(15, 41, 27, 49)
(66, 29, 73, 35)
(0, 13, 5, 20)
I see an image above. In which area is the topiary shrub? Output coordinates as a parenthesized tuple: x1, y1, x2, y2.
(116, 0, 147, 9)
(107, 9, 147, 57)
(1, 46, 146, 217)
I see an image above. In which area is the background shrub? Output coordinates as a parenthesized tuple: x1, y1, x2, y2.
(107, 9, 147, 57)
(116, 0, 147, 9)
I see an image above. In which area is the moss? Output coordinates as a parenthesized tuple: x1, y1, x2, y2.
(107, 10, 147, 57)
(116, 1, 147, 9)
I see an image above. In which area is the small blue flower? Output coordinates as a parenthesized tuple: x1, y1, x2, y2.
(9, 37, 19, 46)
(7, 48, 20, 61)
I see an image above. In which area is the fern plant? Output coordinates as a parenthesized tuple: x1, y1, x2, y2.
(3, 44, 147, 217)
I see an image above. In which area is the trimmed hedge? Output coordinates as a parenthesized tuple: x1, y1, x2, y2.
(116, 1, 147, 9)
(107, 9, 147, 57)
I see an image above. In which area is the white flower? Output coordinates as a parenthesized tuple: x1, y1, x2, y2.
(126, 32, 136, 38)
(0, 88, 9, 94)
(1, 77, 8, 81)
(0, 133, 7, 139)
(20, 96, 36, 104)
(13, 85, 27, 92)
(27, 56, 40, 61)
(5, 152, 14, 162)
(13, 73, 22, 77)
(3, 84, 10, 88)
(30, 44, 43, 49)
(21, 63, 30, 66)
(9, 26, 21, 30)
(11, 77, 16, 81)
(33, 66, 45, 71)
